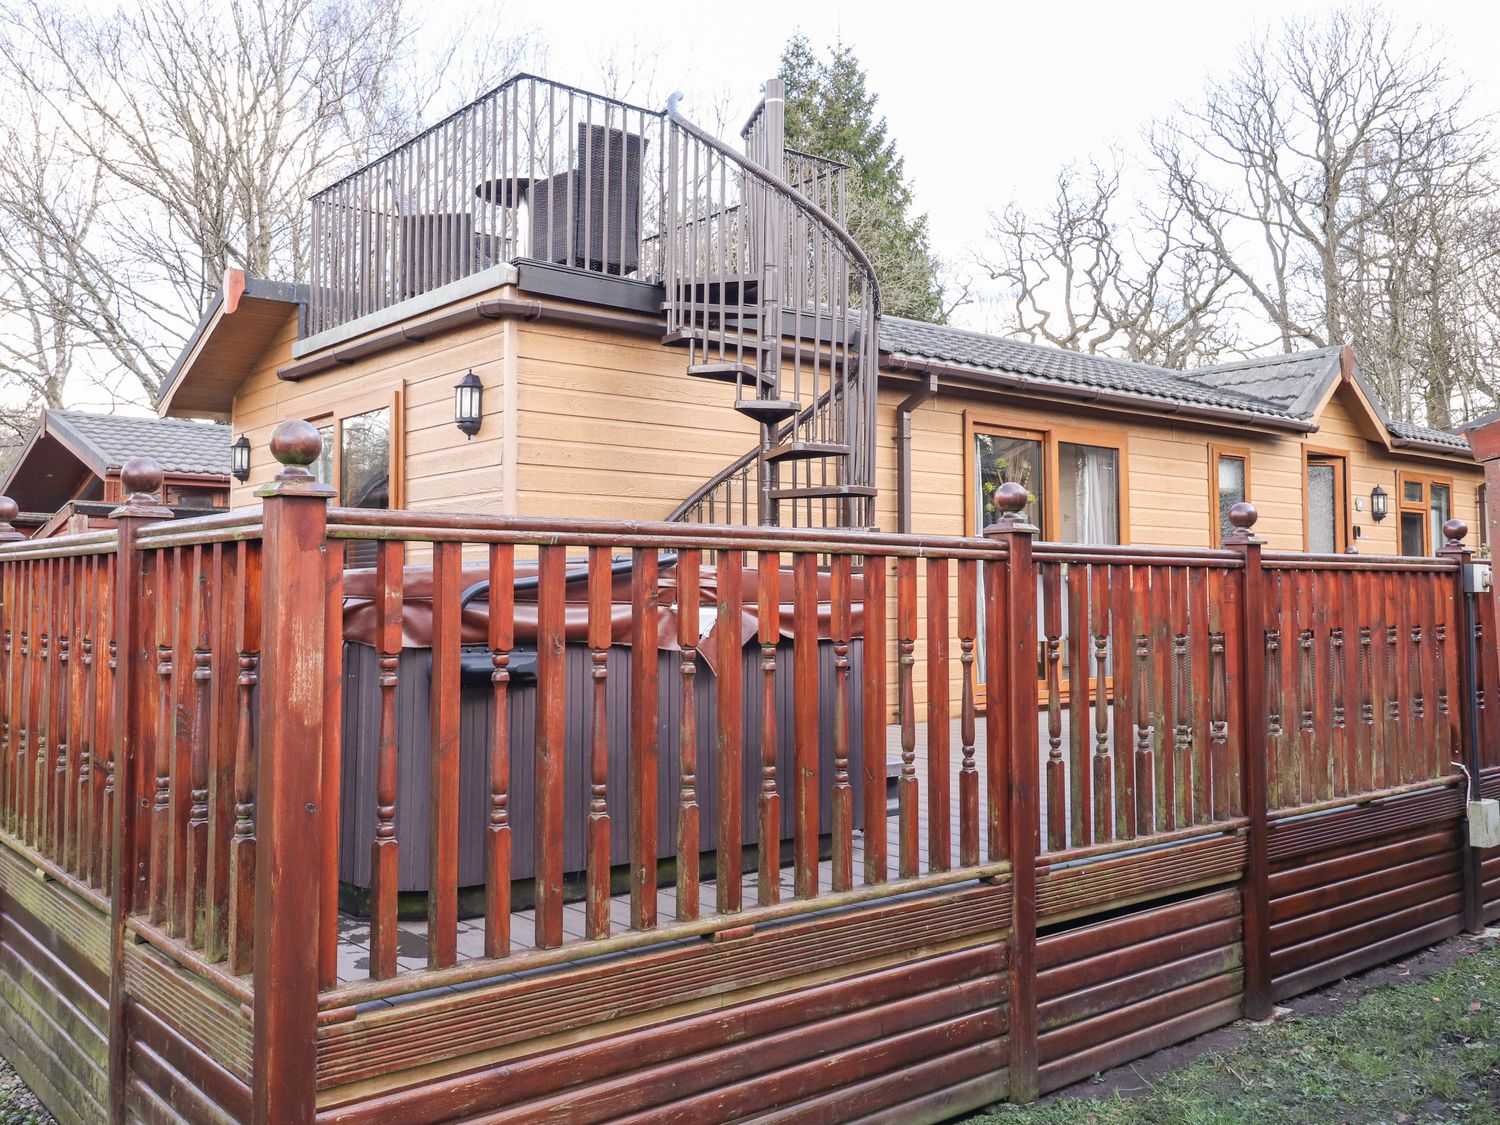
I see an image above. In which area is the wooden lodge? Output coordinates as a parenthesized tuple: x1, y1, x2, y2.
(1, 72, 1499, 1125)
(0, 409, 230, 539)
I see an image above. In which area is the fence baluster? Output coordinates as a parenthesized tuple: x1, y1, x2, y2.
(629, 547, 659, 929)
(793, 551, 819, 897)
(895, 556, 918, 879)
(676, 548, 701, 922)
(862, 555, 887, 884)
(925, 556, 950, 870)
(186, 545, 214, 948)
(227, 540, 261, 977)
(831, 554, 853, 891)
(534, 544, 566, 949)
(957, 558, 979, 868)
(1067, 562, 1089, 847)
(370, 539, 404, 979)
(428, 541, 462, 968)
(756, 550, 781, 904)
(1091, 565, 1112, 845)
(715, 549, 743, 914)
(488, 543, 515, 957)
(584, 545, 609, 941)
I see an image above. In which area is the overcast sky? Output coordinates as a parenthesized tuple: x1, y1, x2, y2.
(466, 0, 1500, 326)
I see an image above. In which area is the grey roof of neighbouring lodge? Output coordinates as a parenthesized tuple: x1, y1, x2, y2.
(0, 409, 231, 518)
(879, 318, 1471, 455)
(40, 410, 231, 476)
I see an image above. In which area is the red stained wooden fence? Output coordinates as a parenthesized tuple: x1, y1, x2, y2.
(0, 444, 1492, 1124)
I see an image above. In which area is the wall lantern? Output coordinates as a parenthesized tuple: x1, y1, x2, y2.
(1371, 484, 1388, 522)
(230, 434, 251, 482)
(455, 371, 483, 439)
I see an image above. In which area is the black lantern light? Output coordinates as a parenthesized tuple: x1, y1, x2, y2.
(455, 370, 483, 439)
(1370, 484, 1389, 522)
(230, 433, 251, 482)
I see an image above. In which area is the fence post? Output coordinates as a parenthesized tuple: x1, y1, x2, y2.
(105, 459, 172, 1125)
(1438, 519, 1483, 934)
(252, 421, 335, 1125)
(1225, 502, 1271, 1020)
(984, 482, 1039, 1102)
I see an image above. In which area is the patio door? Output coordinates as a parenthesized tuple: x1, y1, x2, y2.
(1306, 452, 1348, 553)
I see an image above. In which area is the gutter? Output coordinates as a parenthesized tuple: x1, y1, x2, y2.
(277, 296, 664, 381)
(895, 371, 939, 534)
(883, 353, 1321, 435)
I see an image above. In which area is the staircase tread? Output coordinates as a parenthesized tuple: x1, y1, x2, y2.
(663, 328, 772, 350)
(767, 484, 878, 500)
(762, 441, 851, 463)
(734, 399, 801, 424)
(686, 362, 767, 384)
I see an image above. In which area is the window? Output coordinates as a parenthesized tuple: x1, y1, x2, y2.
(1209, 445, 1250, 545)
(1397, 472, 1454, 556)
(967, 419, 1125, 544)
(1480, 484, 1488, 550)
(974, 430, 1044, 531)
(1058, 442, 1120, 544)
(340, 407, 393, 510)
(1305, 451, 1348, 553)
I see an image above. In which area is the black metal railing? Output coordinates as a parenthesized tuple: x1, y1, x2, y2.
(307, 75, 667, 336)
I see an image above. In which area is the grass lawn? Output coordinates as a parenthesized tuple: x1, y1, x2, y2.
(967, 932, 1500, 1125)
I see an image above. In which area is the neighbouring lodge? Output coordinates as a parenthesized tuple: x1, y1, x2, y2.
(0, 71, 1498, 1125)
(0, 409, 230, 537)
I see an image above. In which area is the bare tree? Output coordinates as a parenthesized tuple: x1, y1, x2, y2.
(1152, 8, 1494, 417)
(978, 159, 1238, 368)
(0, 0, 540, 410)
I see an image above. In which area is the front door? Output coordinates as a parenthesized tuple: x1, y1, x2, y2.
(1306, 453, 1347, 553)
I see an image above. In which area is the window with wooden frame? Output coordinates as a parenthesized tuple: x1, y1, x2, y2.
(304, 387, 406, 511)
(1208, 444, 1251, 545)
(1480, 483, 1489, 551)
(965, 416, 1128, 544)
(966, 415, 1127, 707)
(1396, 471, 1454, 556)
(1303, 449, 1349, 553)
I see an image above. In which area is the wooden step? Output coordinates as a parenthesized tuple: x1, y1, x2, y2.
(767, 484, 877, 501)
(687, 362, 767, 385)
(762, 441, 850, 463)
(735, 399, 800, 426)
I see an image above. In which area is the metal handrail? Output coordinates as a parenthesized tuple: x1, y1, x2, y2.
(667, 93, 881, 317)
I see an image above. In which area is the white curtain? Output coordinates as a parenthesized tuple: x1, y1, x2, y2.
(1063, 443, 1119, 545)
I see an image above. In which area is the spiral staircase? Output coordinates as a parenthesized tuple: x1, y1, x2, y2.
(661, 81, 881, 529)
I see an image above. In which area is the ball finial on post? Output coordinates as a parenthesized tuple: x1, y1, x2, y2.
(259, 419, 335, 499)
(120, 456, 164, 501)
(269, 420, 323, 476)
(0, 495, 21, 542)
(1443, 518, 1469, 547)
(1224, 501, 1260, 544)
(109, 455, 172, 521)
(981, 480, 1036, 537)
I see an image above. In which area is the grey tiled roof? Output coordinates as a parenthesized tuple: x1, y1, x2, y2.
(880, 319, 1477, 454)
(880, 318, 1296, 421)
(47, 410, 231, 476)
(1174, 348, 1343, 418)
(1387, 418, 1470, 450)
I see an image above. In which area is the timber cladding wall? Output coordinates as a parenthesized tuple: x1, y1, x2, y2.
(875, 379, 1480, 552)
(511, 315, 760, 522)
(314, 881, 1012, 1123)
(230, 291, 513, 515)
